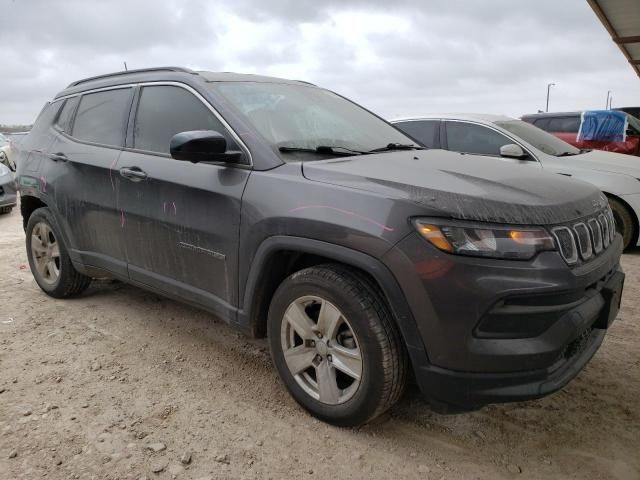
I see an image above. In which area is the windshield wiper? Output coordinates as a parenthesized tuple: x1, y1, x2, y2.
(367, 143, 424, 153)
(556, 151, 579, 157)
(278, 145, 367, 156)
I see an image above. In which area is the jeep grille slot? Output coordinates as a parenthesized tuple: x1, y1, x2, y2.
(588, 218, 603, 254)
(573, 223, 592, 260)
(552, 227, 578, 264)
(553, 208, 615, 265)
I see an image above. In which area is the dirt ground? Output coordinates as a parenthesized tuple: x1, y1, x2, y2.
(0, 206, 638, 480)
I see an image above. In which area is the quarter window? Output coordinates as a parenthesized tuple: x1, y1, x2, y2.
(133, 85, 233, 154)
(72, 89, 132, 146)
(445, 122, 513, 156)
(55, 97, 79, 133)
(395, 121, 439, 148)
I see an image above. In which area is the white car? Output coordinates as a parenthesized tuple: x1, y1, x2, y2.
(0, 132, 28, 171)
(392, 114, 640, 249)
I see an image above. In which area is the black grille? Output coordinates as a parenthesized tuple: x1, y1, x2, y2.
(552, 207, 614, 265)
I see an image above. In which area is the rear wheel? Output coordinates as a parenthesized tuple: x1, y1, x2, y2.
(608, 197, 636, 250)
(268, 264, 407, 426)
(26, 207, 91, 298)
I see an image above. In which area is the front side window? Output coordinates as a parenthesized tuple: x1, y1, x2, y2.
(72, 88, 132, 146)
(210, 82, 414, 159)
(445, 122, 512, 156)
(394, 120, 439, 148)
(496, 120, 580, 157)
(133, 85, 233, 154)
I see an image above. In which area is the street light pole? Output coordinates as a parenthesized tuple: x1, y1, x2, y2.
(546, 83, 555, 112)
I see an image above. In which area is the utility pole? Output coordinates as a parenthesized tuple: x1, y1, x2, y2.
(546, 83, 555, 112)
(124, 61, 128, 71)
(606, 90, 611, 109)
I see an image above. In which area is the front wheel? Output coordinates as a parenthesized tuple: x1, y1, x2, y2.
(26, 207, 91, 298)
(268, 264, 407, 426)
(608, 197, 636, 250)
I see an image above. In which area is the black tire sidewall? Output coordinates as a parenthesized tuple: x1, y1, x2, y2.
(268, 269, 390, 426)
(26, 208, 67, 295)
(609, 198, 635, 249)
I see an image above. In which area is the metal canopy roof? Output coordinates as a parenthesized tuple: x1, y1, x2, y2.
(588, 0, 640, 78)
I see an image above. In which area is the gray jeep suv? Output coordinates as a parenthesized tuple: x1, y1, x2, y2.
(15, 67, 624, 426)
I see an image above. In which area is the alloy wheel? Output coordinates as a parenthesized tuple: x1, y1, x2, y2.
(280, 295, 363, 405)
(30, 222, 61, 285)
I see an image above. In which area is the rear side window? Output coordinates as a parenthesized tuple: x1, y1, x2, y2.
(55, 97, 79, 133)
(133, 85, 233, 154)
(547, 116, 580, 133)
(394, 120, 439, 148)
(445, 122, 512, 156)
(72, 88, 132, 147)
(532, 118, 551, 131)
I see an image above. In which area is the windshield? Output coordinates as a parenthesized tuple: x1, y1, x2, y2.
(210, 82, 414, 158)
(495, 120, 581, 157)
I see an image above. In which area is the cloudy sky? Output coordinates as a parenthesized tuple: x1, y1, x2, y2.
(1, 0, 638, 124)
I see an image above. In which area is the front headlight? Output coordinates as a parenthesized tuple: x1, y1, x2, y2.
(413, 219, 555, 260)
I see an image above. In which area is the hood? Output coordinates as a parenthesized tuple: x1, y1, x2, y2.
(302, 149, 607, 225)
(564, 149, 640, 177)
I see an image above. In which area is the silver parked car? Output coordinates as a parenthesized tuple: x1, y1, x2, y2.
(392, 114, 640, 249)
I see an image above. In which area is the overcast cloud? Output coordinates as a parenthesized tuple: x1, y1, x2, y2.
(1, 0, 638, 124)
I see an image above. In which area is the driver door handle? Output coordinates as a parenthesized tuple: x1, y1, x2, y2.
(119, 167, 148, 182)
(48, 152, 68, 162)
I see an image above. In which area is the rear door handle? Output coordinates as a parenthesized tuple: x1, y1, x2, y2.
(119, 166, 148, 182)
(48, 152, 68, 162)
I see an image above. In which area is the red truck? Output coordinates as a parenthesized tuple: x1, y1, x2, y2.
(522, 110, 640, 156)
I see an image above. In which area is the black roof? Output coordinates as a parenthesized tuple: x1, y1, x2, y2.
(55, 66, 315, 99)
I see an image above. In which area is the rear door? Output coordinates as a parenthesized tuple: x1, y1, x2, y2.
(546, 116, 580, 147)
(116, 83, 251, 318)
(46, 87, 134, 277)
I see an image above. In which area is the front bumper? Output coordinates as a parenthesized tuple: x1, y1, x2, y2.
(384, 231, 624, 408)
(0, 176, 17, 208)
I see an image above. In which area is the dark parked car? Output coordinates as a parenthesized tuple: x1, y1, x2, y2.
(15, 67, 624, 426)
(0, 162, 17, 214)
(521, 111, 640, 156)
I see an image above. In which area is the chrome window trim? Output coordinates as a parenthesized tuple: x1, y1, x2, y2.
(54, 81, 253, 166)
(551, 226, 578, 264)
(573, 223, 593, 260)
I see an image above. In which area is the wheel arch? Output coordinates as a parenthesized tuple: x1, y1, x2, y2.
(20, 195, 48, 230)
(237, 236, 429, 370)
(602, 191, 639, 247)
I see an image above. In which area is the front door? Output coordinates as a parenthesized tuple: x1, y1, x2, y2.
(116, 84, 250, 319)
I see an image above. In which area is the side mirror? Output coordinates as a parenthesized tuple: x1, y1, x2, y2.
(170, 130, 242, 164)
(499, 143, 528, 159)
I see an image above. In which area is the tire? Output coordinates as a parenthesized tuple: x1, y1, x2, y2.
(608, 197, 636, 250)
(268, 264, 407, 426)
(26, 207, 91, 298)
(0, 206, 13, 215)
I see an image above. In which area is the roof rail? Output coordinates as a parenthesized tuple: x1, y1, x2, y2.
(66, 67, 196, 88)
